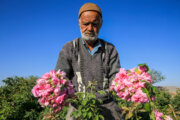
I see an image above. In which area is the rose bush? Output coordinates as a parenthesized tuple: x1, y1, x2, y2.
(32, 70, 75, 113)
(1, 65, 179, 119)
(110, 64, 153, 103)
(111, 64, 175, 120)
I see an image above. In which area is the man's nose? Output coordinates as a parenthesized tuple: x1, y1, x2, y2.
(87, 24, 93, 31)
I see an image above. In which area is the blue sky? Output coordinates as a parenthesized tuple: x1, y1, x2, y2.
(0, 0, 180, 86)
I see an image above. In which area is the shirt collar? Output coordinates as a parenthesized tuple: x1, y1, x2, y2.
(81, 38, 102, 48)
(81, 38, 102, 55)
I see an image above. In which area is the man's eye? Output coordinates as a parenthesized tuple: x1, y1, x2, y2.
(92, 23, 97, 26)
(83, 23, 89, 26)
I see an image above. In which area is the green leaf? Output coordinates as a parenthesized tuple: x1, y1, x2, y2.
(90, 104, 95, 107)
(144, 103, 151, 112)
(82, 108, 86, 112)
(150, 111, 156, 120)
(87, 112, 92, 119)
(83, 112, 87, 118)
(92, 99, 96, 104)
(125, 112, 133, 120)
(122, 106, 129, 111)
(78, 110, 82, 115)
(78, 106, 82, 110)
(85, 107, 90, 112)
(90, 107, 94, 111)
(142, 88, 149, 95)
(71, 111, 78, 118)
(88, 94, 96, 98)
(152, 86, 157, 93)
(95, 115, 99, 120)
(99, 115, 104, 120)
(98, 90, 106, 96)
(82, 100, 87, 106)
(150, 101, 155, 107)
(98, 99, 103, 104)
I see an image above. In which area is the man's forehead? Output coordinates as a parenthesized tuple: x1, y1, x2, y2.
(80, 11, 100, 21)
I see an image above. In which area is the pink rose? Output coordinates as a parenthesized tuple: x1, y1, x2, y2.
(115, 85, 124, 92)
(141, 72, 152, 83)
(56, 69, 66, 77)
(49, 70, 56, 78)
(32, 85, 40, 97)
(32, 69, 75, 112)
(130, 67, 136, 72)
(110, 85, 114, 91)
(54, 87, 61, 96)
(123, 79, 133, 87)
(36, 78, 46, 85)
(139, 65, 147, 73)
(41, 90, 51, 97)
(60, 79, 67, 85)
(154, 109, 163, 120)
(135, 82, 146, 89)
(116, 68, 128, 80)
(151, 96, 155, 101)
(131, 89, 149, 103)
(51, 77, 60, 85)
(42, 72, 51, 79)
(44, 101, 49, 106)
(56, 93, 66, 104)
(128, 87, 136, 93)
(165, 115, 173, 120)
(40, 84, 53, 97)
(52, 104, 57, 108)
(38, 97, 45, 107)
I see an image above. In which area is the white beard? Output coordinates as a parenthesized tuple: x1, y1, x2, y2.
(81, 30, 98, 43)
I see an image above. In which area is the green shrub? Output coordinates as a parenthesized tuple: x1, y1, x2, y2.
(154, 88, 171, 113)
(171, 88, 180, 118)
(0, 76, 43, 120)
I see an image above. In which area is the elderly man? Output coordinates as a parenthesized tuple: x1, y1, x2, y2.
(55, 3, 122, 120)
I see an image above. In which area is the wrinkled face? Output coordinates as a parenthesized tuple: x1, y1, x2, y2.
(79, 11, 102, 43)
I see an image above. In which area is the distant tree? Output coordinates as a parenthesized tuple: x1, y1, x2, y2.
(149, 69, 165, 84)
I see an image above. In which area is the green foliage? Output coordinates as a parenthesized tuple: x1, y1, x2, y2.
(154, 88, 171, 113)
(0, 76, 43, 120)
(153, 88, 180, 119)
(115, 84, 156, 120)
(38, 106, 68, 120)
(112, 91, 133, 108)
(69, 81, 104, 120)
(112, 83, 178, 120)
(113, 93, 152, 120)
(171, 89, 180, 111)
(171, 88, 180, 117)
(0, 73, 178, 120)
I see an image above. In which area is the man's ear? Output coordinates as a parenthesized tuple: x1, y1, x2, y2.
(78, 18, 81, 28)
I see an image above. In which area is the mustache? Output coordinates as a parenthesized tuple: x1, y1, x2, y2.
(83, 31, 96, 36)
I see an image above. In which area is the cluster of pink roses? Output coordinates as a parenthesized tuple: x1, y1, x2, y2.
(110, 65, 152, 103)
(32, 70, 75, 112)
(155, 109, 172, 120)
